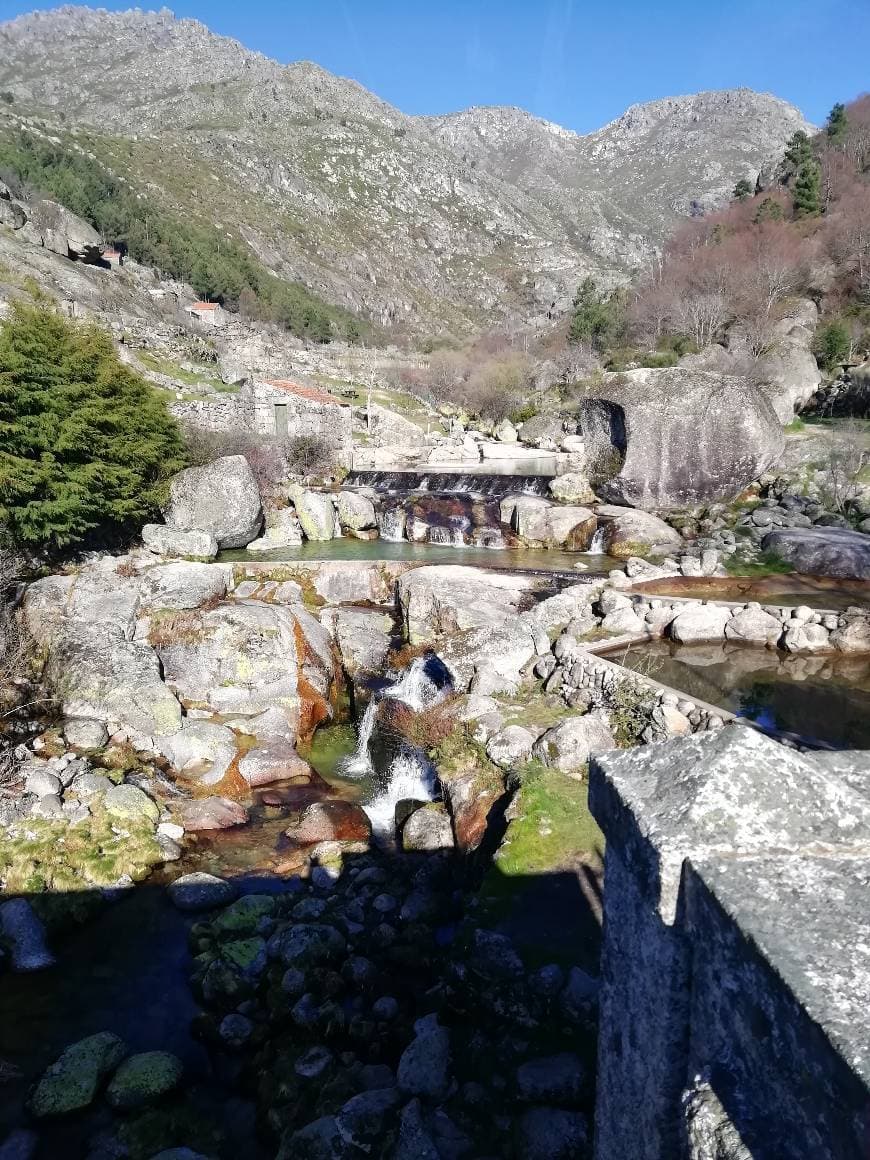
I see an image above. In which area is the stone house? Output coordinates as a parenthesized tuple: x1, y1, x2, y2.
(251, 378, 353, 451)
(186, 301, 227, 328)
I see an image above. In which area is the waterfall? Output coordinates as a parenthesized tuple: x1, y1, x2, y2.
(344, 470, 552, 497)
(341, 699, 377, 777)
(588, 526, 609, 554)
(382, 655, 451, 712)
(377, 504, 406, 542)
(427, 525, 466, 547)
(363, 749, 436, 837)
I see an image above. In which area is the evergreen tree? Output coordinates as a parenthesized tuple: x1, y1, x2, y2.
(784, 130, 814, 170)
(0, 301, 187, 552)
(568, 277, 623, 350)
(813, 319, 851, 370)
(754, 197, 784, 223)
(826, 102, 848, 142)
(793, 161, 822, 218)
(732, 178, 753, 201)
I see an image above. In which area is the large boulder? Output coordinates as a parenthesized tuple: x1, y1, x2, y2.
(157, 721, 238, 785)
(139, 562, 231, 611)
(45, 624, 182, 747)
(578, 368, 784, 509)
(397, 566, 539, 644)
(753, 300, 822, 422)
(532, 713, 615, 772)
(246, 509, 303, 553)
(595, 506, 683, 557)
(29, 199, 103, 263)
(289, 485, 338, 541)
(509, 497, 596, 549)
(322, 608, 393, 680)
(337, 491, 377, 532)
(165, 456, 263, 549)
(27, 1033, 127, 1117)
(762, 527, 870, 580)
(154, 600, 301, 719)
(548, 472, 596, 505)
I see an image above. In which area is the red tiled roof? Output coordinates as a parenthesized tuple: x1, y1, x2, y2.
(189, 301, 218, 312)
(262, 378, 345, 406)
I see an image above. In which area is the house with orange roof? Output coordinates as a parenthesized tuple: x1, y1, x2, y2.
(186, 300, 227, 328)
(251, 376, 353, 450)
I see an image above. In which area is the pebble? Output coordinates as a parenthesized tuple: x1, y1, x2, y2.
(294, 1045, 333, 1079)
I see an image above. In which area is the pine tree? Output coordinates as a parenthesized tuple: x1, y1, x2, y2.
(754, 197, 784, 223)
(0, 300, 187, 552)
(732, 178, 753, 201)
(793, 162, 822, 218)
(826, 102, 848, 142)
(784, 130, 814, 170)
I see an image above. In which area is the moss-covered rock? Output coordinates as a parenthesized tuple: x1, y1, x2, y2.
(103, 783, 159, 824)
(105, 1051, 183, 1111)
(27, 1031, 127, 1117)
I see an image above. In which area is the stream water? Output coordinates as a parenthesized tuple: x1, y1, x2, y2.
(616, 640, 870, 749)
(222, 537, 619, 574)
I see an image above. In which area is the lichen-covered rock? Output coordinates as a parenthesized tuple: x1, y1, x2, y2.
(45, 624, 182, 747)
(63, 718, 109, 751)
(246, 508, 303, 553)
(548, 471, 596, 505)
(532, 713, 615, 772)
(288, 485, 338, 541)
(397, 1014, 451, 1100)
(267, 923, 346, 967)
(27, 1032, 127, 1117)
(139, 562, 230, 611)
(322, 608, 393, 681)
(579, 368, 784, 509)
(337, 490, 377, 532)
(596, 506, 683, 557)
(103, 783, 159, 824)
(486, 725, 536, 769)
(105, 1051, 183, 1110)
(154, 601, 301, 719)
(165, 455, 263, 549)
(141, 524, 218, 561)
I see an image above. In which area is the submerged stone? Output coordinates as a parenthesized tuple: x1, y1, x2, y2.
(105, 1050, 183, 1110)
(27, 1032, 127, 1117)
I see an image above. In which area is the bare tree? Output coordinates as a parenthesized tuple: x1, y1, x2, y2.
(818, 420, 869, 513)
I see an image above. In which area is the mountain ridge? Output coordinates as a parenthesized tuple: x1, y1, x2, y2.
(0, 6, 814, 335)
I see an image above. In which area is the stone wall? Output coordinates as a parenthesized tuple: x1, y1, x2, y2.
(589, 729, 870, 1160)
(250, 383, 353, 449)
(169, 396, 254, 432)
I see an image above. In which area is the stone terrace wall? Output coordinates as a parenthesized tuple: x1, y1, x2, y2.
(589, 729, 870, 1160)
(169, 395, 254, 432)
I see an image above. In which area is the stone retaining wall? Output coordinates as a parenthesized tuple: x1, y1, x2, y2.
(589, 729, 870, 1160)
(169, 396, 254, 432)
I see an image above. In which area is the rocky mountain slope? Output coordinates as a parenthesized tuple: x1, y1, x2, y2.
(0, 5, 813, 335)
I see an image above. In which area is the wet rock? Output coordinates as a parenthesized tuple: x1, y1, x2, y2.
(397, 1013, 451, 1100)
(168, 872, 237, 912)
(0, 899, 55, 972)
(27, 1032, 127, 1117)
(63, 718, 109, 750)
(165, 456, 263, 549)
(401, 804, 454, 852)
(267, 923, 346, 967)
(596, 506, 683, 557)
(105, 1050, 183, 1110)
(288, 800, 372, 846)
(238, 740, 311, 787)
(514, 1106, 588, 1159)
(532, 713, 615, 772)
(178, 796, 248, 832)
(141, 524, 219, 561)
(104, 784, 159, 824)
(782, 621, 832, 653)
(337, 491, 377, 532)
(158, 721, 237, 785)
(516, 1053, 585, 1104)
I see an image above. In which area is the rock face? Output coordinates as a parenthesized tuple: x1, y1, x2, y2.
(579, 369, 784, 509)
(142, 524, 218, 560)
(397, 566, 539, 644)
(165, 455, 263, 549)
(762, 527, 870, 580)
(29, 198, 104, 263)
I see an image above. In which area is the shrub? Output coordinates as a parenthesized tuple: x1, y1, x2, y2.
(0, 301, 187, 552)
(181, 426, 289, 505)
(286, 433, 335, 477)
(608, 678, 657, 747)
(813, 319, 852, 371)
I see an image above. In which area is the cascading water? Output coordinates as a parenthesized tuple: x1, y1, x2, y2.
(363, 749, 436, 837)
(345, 470, 552, 497)
(427, 525, 466, 547)
(588, 526, 609, 554)
(341, 699, 377, 777)
(377, 504, 406, 542)
(381, 655, 449, 712)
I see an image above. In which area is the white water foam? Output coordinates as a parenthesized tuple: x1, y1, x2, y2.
(363, 750, 436, 837)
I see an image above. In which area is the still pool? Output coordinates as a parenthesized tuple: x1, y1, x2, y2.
(615, 640, 870, 749)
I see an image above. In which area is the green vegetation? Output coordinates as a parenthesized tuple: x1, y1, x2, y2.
(826, 101, 848, 142)
(813, 318, 852, 371)
(0, 300, 187, 551)
(783, 416, 807, 434)
(792, 158, 822, 218)
(0, 128, 366, 343)
(724, 550, 794, 578)
(732, 178, 753, 201)
(568, 277, 625, 351)
(607, 679, 657, 747)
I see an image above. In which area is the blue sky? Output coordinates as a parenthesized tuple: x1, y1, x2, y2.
(2, 0, 868, 131)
